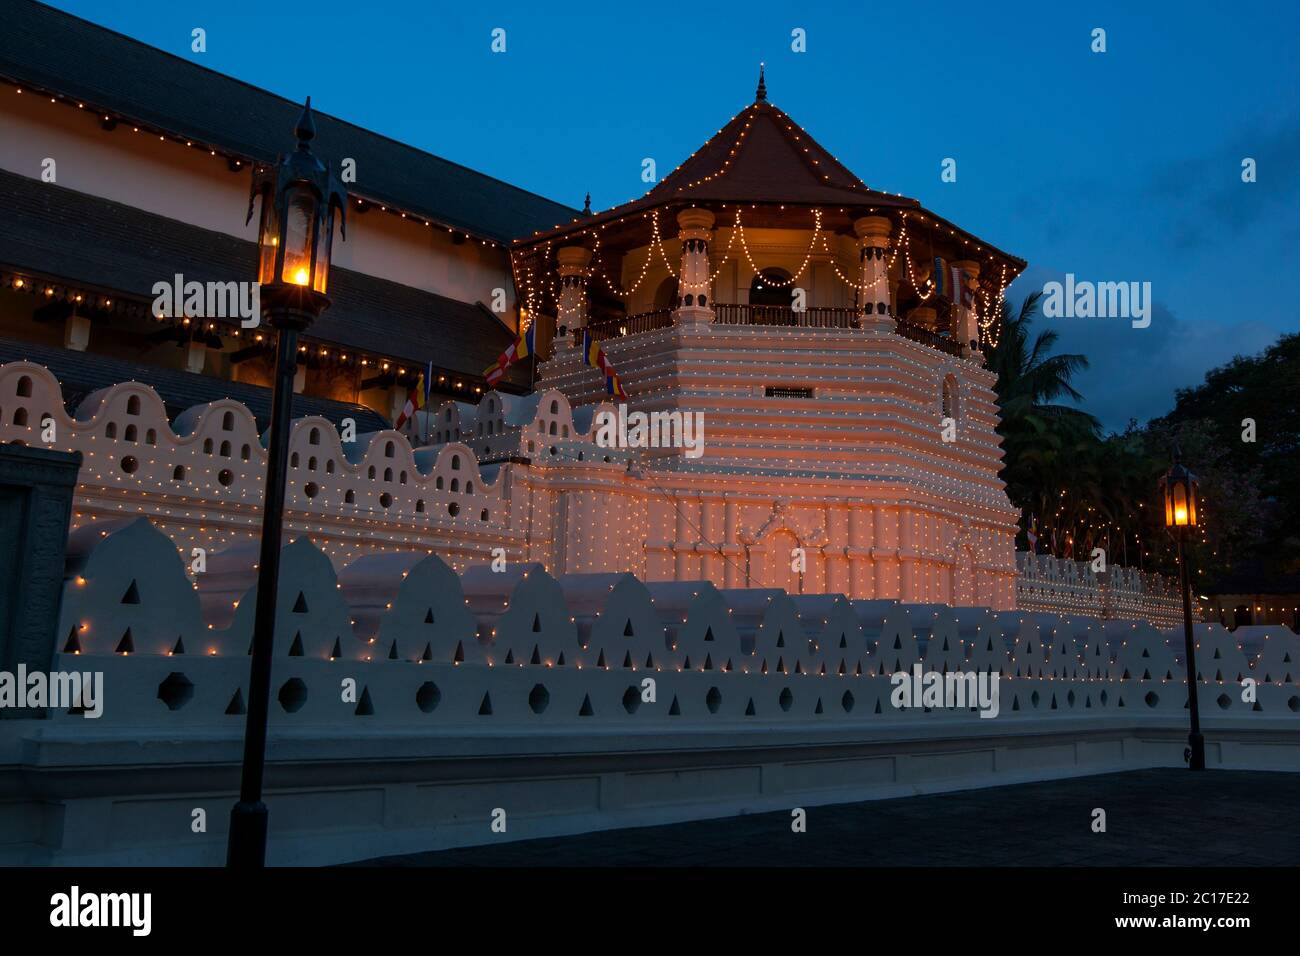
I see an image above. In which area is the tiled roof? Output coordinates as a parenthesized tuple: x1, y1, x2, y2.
(0, 0, 578, 244)
(0, 168, 532, 390)
(0, 336, 391, 433)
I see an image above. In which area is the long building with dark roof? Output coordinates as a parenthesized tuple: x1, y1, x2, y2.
(0, 0, 580, 424)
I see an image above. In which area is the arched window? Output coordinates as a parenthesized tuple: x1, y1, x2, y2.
(942, 375, 960, 421)
(749, 269, 794, 308)
(653, 276, 679, 311)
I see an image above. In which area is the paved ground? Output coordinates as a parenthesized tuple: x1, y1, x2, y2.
(357, 769, 1299, 866)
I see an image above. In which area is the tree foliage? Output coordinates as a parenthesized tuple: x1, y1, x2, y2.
(987, 297, 1295, 592)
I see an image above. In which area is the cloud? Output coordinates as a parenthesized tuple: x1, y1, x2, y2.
(1007, 268, 1279, 433)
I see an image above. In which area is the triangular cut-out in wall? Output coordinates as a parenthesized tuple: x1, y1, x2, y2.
(704, 626, 714, 642)
(776, 631, 785, 648)
(556, 651, 566, 666)
(421, 642, 433, 662)
(330, 637, 342, 660)
(814, 698, 824, 714)
(63, 628, 81, 654)
(623, 650, 634, 669)
(532, 613, 541, 633)
(683, 655, 692, 670)
(760, 659, 768, 675)
(1012, 696, 1020, 711)
(745, 698, 756, 716)
(115, 629, 134, 654)
(624, 619, 634, 637)
(596, 649, 607, 668)
(388, 641, 400, 661)
(874, 698, 883, 714)
(453, 641, 465, 664)
(355, 686, 374, 716)
(531, 645, 542, 665)
(424, 608, 435, 624)
(171, 635, 185, 655)
(645, 653, 654, 668)
(578, 694, 594, 717)
(478, 692, 493, 715)
(504, 649, 515, 665)
(942, 637, 950, 651)
(840, 634, 848, 648)
(225, 689, 246, 715)
(121, 580, 141, 605)
(703, 654, 713, 671)
(794, 661, 803, 675)
(292, 592, 309, 613)
(893, 635, 902, 649)
(668, 695, 681, 716)
(724, 658, 733, 673)
(288, 632, 304, 657)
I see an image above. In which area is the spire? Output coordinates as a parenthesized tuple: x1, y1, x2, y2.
(294, 96, 316, 149)
(583, 192, 592, 215)
(755, 63, 767, 103)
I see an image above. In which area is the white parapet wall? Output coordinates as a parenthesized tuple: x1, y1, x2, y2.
(0, 517, 1296, 865)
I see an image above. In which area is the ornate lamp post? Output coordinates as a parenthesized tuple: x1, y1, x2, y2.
(1160, 449, 1205, 771)
(227, 98, 346, 867)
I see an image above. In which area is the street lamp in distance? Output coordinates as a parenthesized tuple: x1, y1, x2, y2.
(227, 97, 347, 868)
(1160, 449, 1205, 771)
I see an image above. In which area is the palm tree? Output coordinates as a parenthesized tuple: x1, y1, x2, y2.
(985, 292, 1099, 554)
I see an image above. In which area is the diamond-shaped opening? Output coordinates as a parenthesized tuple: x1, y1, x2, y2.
(622, 686, 641, 714)
(841, 690, 855, 713)
(157, 672, 193, 711)
(416, 681, 441, 713)
(528, 683, 549, 714)
(1144, 691, 1159, 708)
(1216, 693, 1231, 710)
(705, 686, 721, 714)
(277, 677, 307, 713)
(779, 687, 793, 712)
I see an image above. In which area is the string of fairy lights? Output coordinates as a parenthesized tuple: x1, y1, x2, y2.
(512, 203, 1011, 349)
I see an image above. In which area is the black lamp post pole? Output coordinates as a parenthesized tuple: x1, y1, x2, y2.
(227, 303, 313, 867)
(1176, 528, 1206, 770)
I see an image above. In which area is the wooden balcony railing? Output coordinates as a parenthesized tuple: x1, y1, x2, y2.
(583, 304, 967, 358)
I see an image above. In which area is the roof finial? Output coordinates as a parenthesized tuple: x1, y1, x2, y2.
(583, 192, 592, 215)
(294, 96, 316, 149)
(755, 62, 767, 103)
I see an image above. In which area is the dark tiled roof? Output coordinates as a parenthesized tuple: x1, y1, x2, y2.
(0, 168, 532, 390)
(0, 0, 578, 244)
(0, 336, 390, 433)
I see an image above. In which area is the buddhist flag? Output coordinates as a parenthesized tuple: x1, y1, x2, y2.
(934, 256, 973, 309)
(394, 361, 432, 432)
(582, 329, 629, 398)
(484, 323, 536, 388)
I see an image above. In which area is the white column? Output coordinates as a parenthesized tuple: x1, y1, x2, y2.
(555, 245, 592, 348)
(674, 208, 715, 326)
(853, 215, 893, 330)
(953, 259, 982, 357)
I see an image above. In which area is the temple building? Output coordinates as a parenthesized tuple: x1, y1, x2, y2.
(0, 3, 1182, 620)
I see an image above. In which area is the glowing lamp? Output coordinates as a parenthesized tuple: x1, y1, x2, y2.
(246, 98, 346, 300)
(1159, 455, 1198, 529)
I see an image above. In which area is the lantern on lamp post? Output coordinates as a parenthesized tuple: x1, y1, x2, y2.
(1159, 448, 1205, 771)
(227, 98, 346, 868)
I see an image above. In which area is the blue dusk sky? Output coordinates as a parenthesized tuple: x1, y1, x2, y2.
(44, 0, 1299, 432)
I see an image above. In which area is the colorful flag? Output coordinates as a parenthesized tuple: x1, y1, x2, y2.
(484, 322, 536, 388)
(582, 329, 629, 398)
(394, 365, 428, 432)
(933, 256, 972, 308)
